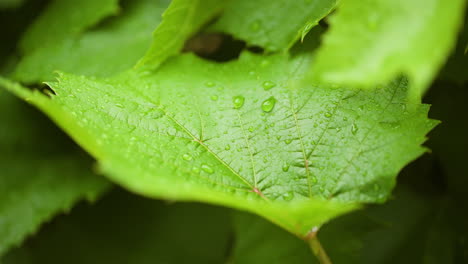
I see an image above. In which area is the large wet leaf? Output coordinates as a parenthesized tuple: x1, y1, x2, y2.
(0, 52, 436, 236)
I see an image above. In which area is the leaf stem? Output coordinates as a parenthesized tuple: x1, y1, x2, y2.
(306, 227, 332, 264)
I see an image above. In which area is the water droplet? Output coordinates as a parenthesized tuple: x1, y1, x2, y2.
(233, 96, 245, 109)
(192, 167, 200, 173)
(217, 86, 224, 91)
(283, 191, 294, 201)
(324, 112, 332, 118)
(262, 81, 276, 90)
(249, 70, 256, 76)
(260, 60, 270, 67)
(351, 123, 358, 135)
(210, 95, 219, 101)
(182, 154, 192, 161)
(282, 163, 290, 172)
(225, 144, 231, 150)
(205, 81, 215, 87)
(248, 126, 255, 132)
(115, 103, 124, 108)
(201, 164, 214, 174)
(284, 138, 293, 145)
(261, 96, 277, 113)
(311, 176, 318, 183)
(250, 20, 261, 32)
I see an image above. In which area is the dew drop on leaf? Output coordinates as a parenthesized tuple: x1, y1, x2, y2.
(182, 154, 192, 161)
(210, 95, 218, 101)
(261, 96, 277, 112)
(262, 81, 276, 90)
(283, 191, 294, 201)
(351, 123, 359, 135)
(205, 81, 215, 87)
(225, 144, 231, 150)
(191, 167, 200, 174)
(115, 103, 124, 108)
(250, 20, 261, 32)
(201, 164, 214, 174)
(324, 112, 332, 118)
(232, 95, 245, 109)
(284, 138, 293, 145)
(282, 163, 290, 172)
(311, 176, 318, 183)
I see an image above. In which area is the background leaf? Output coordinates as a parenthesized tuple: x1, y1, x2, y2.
(18, 0, 119, 53)
(0, 90, 110, 257)
(210, 0, 337, 51)
(311, 0, 467, 99)
(136, 0, 226, 70)
(230, 211, 315, 263)
(2, 189, 232, 264)
(12, 0, 170, 83)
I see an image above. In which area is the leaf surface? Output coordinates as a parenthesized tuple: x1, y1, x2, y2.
(13, 0, 169, 83)
(210, 0, 337, 51)
(311, 0, 466, 98)
(1, 52, 436, 236)
(18, 0, 119, 53)
(0, 90, 110, 257)
(136, 0, 226, 70)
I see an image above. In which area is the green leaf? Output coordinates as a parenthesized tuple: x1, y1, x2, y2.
(136, 0, 226, 70)
(18, 0, 119, 53)
(230, 211, 316, 264)
(12, 0, 169, 83)
(320, 187, 466, 264)
(0, 52, 436, 236)
(210, 0, 337, 51)
(311, 0, 467, 99)
(0, 90, 110, 257)
(233, 185, 466, 264)
(2, 190, 231, 264)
